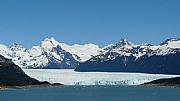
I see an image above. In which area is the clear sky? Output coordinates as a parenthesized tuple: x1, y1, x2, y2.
(0, 0, 179, 48)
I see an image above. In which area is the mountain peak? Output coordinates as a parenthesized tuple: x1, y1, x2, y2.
(51, 45, 63, 53)
(40, 37, 59, 48)
(10, 43, 26, 51)
(160, 38, 180, 45)
(44, 37, 56, 41)
(103, 44, 115, 51)
(141, 43, 152, 46)
(116, 38, 133, 46)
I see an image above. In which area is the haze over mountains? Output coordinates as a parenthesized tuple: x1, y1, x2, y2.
(0, 37, 180, 74)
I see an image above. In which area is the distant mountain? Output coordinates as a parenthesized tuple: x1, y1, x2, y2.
(75, 38, 180, 75)
(0, 55, 49, 86)
(1, 37, 180, 72)
(0, 37, 103, 69)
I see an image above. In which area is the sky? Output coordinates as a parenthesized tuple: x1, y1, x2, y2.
(0, 0, 180, 48)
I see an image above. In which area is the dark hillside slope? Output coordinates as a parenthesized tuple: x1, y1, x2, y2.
(0, 55, 49, 86)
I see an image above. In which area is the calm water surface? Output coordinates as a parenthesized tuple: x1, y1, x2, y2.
(0, 86, 180, 101)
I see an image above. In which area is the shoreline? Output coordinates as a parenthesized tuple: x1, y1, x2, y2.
(1, 84, 180, 90)
(0, 83, 63, 90)
(142, 84, 180, 88)
(142, 76, 180, 88)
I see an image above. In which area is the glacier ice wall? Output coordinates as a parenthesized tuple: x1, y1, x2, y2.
(23, 69, 179, 85)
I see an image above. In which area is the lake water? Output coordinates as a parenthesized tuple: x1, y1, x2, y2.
(0, 86, 180, 101)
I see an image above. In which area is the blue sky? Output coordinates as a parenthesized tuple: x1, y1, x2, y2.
(0, 0, 180, 48)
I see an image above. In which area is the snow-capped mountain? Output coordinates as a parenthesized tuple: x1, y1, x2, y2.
(0, 44, 13, 59)
(39, 37, 103, 62)
(0, 37, 179, 71)
(75, 38, 180, 75)
(0, 37, 103, 69)
(95, 38, 180, 61)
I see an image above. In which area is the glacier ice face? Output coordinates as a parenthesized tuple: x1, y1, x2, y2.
(23, 69, 179, 85)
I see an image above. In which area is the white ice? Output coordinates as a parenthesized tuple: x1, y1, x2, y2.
(23, 69, 179, 85)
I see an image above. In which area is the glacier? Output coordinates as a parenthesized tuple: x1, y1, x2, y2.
(23, 69, 179, 85)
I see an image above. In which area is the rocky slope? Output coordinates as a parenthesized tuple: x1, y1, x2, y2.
(0, 55, 49, 87)
(75, 38, 180, 75)
(143, 77, 180, 87)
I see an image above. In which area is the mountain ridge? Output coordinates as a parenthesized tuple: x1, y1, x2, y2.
(0, 37, 179, 70)
(0, 37, 103, 69)
(75, 38, 180, 74)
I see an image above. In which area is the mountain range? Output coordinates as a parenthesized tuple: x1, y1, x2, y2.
(0, 37, 179, 74)
(0, 37, 103, 69)
(75, 38, 180, 74)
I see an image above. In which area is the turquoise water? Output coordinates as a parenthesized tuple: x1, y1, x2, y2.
(0, 86, 180, 101)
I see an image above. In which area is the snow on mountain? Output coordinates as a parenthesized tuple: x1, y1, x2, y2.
(0, 44, 13, 59)
(103, 39, 134, 52)
(36, 37, 103, 62)
(98, 39, 138, 61)
(40, 37, 59, 53)
(75, 38, 180, 74)
(100, 38, 180, 60)
(60, 43, 103, 62)
(102, 44, 115, 51)
(0, 37, 179, 69)
(39, 37, 103, 62)
(10, 43, 27, 52)
(0, 37, 103, 69)
(150, 38, 180, 55)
